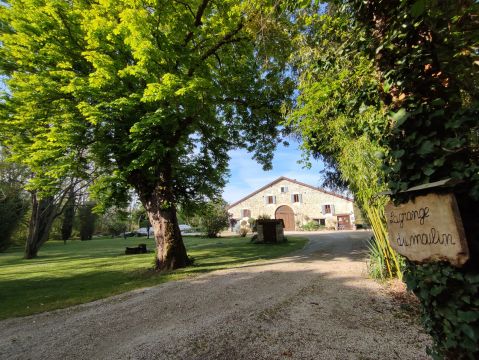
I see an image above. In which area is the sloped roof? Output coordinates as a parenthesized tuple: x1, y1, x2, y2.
(228, 176, 353, 209)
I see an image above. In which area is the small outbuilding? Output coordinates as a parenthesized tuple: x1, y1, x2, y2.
(256, 219, 285, 243)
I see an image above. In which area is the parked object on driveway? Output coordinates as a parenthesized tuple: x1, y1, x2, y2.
(125, 244, 147, 255)
(123, 227, 154, 238)
(135, 227, 153, 236)
(179, 224, 192, 233)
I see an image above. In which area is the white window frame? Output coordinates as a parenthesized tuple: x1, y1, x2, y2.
(291, 193, 302, 203)
(322, 204, 334, 215)
(264, 195, 276, 204)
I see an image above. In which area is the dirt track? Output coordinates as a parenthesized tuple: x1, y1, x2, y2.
(0, 231, 431, 359)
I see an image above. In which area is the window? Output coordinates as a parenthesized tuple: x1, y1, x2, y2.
(263, 195, 276, 204)
(322, 204, 332, 214)
(319, 219, 326, 226)
(291, 193, 302, 203)
(280, 186, 288, 193)
(241, 209, 251, 218)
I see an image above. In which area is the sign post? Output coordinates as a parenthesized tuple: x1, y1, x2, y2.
(385, 193, 469, 267)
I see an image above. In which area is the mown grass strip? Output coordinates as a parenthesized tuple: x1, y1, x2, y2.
(0, 236, 306, 319)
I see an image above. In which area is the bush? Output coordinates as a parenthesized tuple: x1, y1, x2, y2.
(251, 214, 271, 232)
(196, 200, 229, 238)
(78, 203, 97, 240)
(98, 207, 128, 237)
(0, 185, 28, 251)
(367, 236, 386, 280)
(239, 227, 248, 237)
(300, 221, 320, 231)
(61, 195, 75, 240)
(405, 262, 479, 359)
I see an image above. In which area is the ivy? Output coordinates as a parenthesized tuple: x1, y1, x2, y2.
(405, 262, 479, 359)
(332, 1, 479, 358)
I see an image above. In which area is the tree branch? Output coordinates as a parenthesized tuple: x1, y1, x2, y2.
(187, 21, 245, 76)
(171, 0, 195, 19)
(183, 0, 210, 46)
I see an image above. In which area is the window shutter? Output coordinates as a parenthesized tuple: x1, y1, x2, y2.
(299, 194, 303, 203)
(321, 205, 326, 214)
(263, 196, 267, 204)
(291, 194, 294, 203)
(332, 205, 335, 215)
(285, 186, 288, 192)
(273, 196, 276, 204)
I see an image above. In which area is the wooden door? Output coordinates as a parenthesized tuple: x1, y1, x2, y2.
(275, 205, 295, 231)
(337, 215, 352, 230)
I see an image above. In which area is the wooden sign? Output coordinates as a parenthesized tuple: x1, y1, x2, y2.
(385, 193, 469, 266)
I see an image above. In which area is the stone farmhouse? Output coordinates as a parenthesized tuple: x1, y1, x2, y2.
(228, 177, 355, 231)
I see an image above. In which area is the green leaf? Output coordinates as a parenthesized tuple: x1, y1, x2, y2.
(433, 158, 445, 167)
(392, 149, 405, 158)
(457, 311, 479, 322)
(431, 98, 445, 106)
(411, 0, 426, 17)
(423, 165, 435, 176)
(391, 108, 409, 126)
(461, 324, 477, 341)
(417, 140, 435, 155)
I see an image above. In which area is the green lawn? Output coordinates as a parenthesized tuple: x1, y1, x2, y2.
(0, 235, 306, 320)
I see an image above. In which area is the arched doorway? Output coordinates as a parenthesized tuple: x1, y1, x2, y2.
(275, 205, 295, 231)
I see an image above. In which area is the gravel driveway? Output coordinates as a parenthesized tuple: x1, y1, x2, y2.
(0, 231, 431, 359)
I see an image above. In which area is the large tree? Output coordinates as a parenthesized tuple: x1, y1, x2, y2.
(0, 0, 296, 269)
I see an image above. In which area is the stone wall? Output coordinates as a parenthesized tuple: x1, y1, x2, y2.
(256, 220, 285, 243)
(229, 178, 354, 230)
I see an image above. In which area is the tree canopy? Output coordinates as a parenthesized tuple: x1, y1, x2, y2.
(0, 0, 297, 268)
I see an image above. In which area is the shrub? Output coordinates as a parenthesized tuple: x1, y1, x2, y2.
(405, 262, 479, 359)
(196, 200, 229, 238)
(367, 236, 405, 280)
(78, 203, 97, 240)
(98, 207, 128, 237)
(367, 236, 386, 280)
(0, 184, 28, 251)
(239, 227, 248, 237)
(300, 221, 320, 231)
(251, 214, 271, 232)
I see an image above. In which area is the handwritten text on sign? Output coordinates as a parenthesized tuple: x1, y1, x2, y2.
(385, 193, 469, 267)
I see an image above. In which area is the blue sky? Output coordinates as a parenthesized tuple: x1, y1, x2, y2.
(222, 138, 325, 204)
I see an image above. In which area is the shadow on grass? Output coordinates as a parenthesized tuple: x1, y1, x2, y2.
(0, 236, 308, 319)
(0, 232, 372, 320)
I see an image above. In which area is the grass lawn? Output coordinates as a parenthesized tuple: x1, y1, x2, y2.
(0, 235, 306, 320)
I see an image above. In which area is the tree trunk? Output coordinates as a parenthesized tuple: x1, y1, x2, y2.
(139, 185, 190, 271)
(24, 194, 57, 259)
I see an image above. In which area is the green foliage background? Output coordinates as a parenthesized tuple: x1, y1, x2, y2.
(288, 9, 402, 279)
(337, 0, 479, 358)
